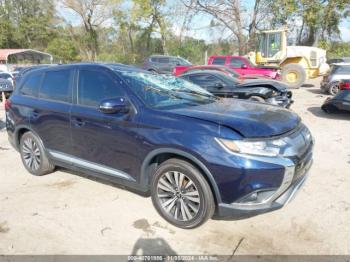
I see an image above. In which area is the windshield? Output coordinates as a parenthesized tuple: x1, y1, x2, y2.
(333, 65, 350, 74)
(120, 71, 217, 109)
(177, 57, 192, 66)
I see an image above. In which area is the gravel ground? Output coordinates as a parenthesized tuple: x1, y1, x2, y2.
(0, 77, 349, 255)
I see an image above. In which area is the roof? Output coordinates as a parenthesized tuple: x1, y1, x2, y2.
(0, 49, 53, 61)
(333, 63, 350, 66)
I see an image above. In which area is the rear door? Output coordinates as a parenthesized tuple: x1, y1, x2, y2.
(228, 57, 247, 75)
(158, 57, 171, 73)
(30, 68, 73, 154)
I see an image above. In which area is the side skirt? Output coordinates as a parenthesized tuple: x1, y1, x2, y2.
(48, 150, 150, 194)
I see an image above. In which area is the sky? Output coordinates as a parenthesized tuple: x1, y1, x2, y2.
(57, 1, 350, 43)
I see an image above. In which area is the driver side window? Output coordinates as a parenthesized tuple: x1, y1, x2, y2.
(78, 69, 124, 107)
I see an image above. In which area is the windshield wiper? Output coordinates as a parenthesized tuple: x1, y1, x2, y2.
(172, 89, 219, 100)
(144, 85, 182, 100)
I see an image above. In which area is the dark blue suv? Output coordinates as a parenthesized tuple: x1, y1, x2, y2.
(5, 63, 313, 228)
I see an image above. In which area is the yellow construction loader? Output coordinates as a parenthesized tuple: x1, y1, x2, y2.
(248, 29, 329, 88)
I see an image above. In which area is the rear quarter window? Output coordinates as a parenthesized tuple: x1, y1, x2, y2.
(39, 70, 72, 103)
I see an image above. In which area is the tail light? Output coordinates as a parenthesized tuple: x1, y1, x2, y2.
(340, 81, 350, 90)
(4, 99, 11, 111)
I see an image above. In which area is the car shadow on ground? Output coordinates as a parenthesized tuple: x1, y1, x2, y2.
(301, 83, 315, 88)
(305, 88, 327, 95)
(131, 238, 178, 256)
(308, 106, 350, 120)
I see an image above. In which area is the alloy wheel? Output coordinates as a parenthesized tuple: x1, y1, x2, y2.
(156, 171, 201, 222)
(22, 137, 41, 171)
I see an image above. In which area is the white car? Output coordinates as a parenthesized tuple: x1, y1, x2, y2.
(321, 63, 350, 95)
(0, 72, 14, 87)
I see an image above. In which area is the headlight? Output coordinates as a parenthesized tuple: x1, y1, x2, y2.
(216, 138, 287, 157)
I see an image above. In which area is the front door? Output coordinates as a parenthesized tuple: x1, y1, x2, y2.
(69, 68, 140, 181)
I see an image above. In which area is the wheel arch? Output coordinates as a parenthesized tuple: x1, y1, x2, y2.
(280, 57, 310, 71)
(140, 148, 222, 204)
(14, 125, 40, 149)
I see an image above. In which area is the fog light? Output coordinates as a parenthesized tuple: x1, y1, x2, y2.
(237, 190, 277, 204)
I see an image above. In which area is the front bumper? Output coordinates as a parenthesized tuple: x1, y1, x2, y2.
(267, 93, 293, 108)
(215, 154, 312, 219)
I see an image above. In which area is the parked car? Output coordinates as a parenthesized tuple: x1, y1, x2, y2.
(322, 90, 350, 114)
(321, 63, 350, 95)
(0, 78, 13, 101)
(0, 72, 15, 86)
(143, 55, 192, 74)
(207, 56, 281, 80)
(327, 57, 350, 65)
(6, 63, 313, 228)
(340, 79, 350, 91)
(174, 65, 270, 80)
(180, 70, 293, 108)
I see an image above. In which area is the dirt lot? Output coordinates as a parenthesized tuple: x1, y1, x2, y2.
(0, 77, 349, 255)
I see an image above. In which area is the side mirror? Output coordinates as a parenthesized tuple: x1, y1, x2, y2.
(99, 97, 129, 114)
(241, 64, 248, 69)
(215, 82, 224, 89)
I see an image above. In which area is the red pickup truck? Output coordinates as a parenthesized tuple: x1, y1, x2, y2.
(207, 56, 281, 80)
(173, 56, 281, 80)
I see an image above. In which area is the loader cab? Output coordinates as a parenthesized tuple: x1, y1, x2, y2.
(256, 30, 287, 64)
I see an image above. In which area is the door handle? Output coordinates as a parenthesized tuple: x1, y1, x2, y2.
(72, 118, 85, 127)
(32, 110, 39, 119)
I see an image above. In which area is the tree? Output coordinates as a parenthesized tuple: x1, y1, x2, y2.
(268, 0, 350, 46)
(61, 0, 119, 60)
(0, 0, 55, 49)
(46, 37, 80, 63)
(181, 0, 273, 54)
(132, 0, 169, 54)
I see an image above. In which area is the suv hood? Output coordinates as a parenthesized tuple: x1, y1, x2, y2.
(239, 79, 289, 92)
(169, 99, 300, 138)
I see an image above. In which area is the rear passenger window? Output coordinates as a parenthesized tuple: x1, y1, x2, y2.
(39, 70, 71, 103)
(20, 73, 43, 97)
(158, 57, 169, 63)
(229, 58, 245, 67)
(78, 70, 124, 107)
(212, 58, 226, 65)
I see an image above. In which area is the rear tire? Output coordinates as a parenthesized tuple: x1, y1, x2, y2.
(19, 131, 55, 176)
(151, 158, 215, 229)
(282, 63, 306, 89)
(328, 82, 340, 96)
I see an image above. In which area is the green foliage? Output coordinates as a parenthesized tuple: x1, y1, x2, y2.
(46, 38, 81, 63)
(0, 0, 55, 49)
(321, 42, 350, 59)
(269, 0, 350, 45)
(0, 0, 349, 65)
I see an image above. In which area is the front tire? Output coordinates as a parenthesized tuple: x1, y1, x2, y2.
(151, 158, 215, 229)
(20, 131, 55, 176)
(282, 63, 306, 89)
